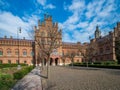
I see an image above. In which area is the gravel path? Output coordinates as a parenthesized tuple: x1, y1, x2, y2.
(41, 66, 120, 90)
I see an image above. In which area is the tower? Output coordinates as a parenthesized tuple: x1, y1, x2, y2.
(95, 25, 101, 39)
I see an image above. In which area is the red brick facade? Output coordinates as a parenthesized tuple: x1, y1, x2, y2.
(87, 22, 120, 62)
(0, 37, 33, 65)
(0, 15, 120, 65)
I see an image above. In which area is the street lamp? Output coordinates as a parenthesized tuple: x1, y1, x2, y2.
(17, 27, 21, 69)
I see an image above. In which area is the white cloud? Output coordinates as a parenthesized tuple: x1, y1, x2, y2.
(61, 0, 118, 43)
(0, 11, 39, 39)
(68, 0, 85, 11)
(62, 32, 75, 42)
(37, 0, 46, 6)
(44, 4, 56, 9)
(72, 31, 90, 42)
(36, 0, 56, 9)
(77, 22, 88, 28)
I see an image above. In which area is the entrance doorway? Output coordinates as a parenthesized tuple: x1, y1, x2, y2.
(50, 58, 53, 65)
(55, 58, 58, 66)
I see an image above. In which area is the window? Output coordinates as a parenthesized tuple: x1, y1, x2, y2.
(30, 51, 34, 56)
(99, 48, 103, 53)
(23, 49, 27, 56)
(106, 46, 110, 51)
(0, 60, 2, 64)
(15, 49, 18, 55)
(7, 49, 11, 56)
(0, 49, 3, 56)
(8, 60, 11, 64)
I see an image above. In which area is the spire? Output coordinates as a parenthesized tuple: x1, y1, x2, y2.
(95, 25, 101, 39)
(96, 25, 99, 31)
(38, 19, 40, 26)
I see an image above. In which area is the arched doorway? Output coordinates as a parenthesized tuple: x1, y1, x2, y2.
(55, 58, 58, 66)
(50, 58, 53, 66)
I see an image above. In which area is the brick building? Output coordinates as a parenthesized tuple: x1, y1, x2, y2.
(87, 22, 120, 62)
(0, 14, 85, 65)
(0, 14, 119, 65)
(0, 36, 34, 65)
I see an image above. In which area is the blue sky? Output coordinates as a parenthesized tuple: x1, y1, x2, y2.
(0, 0, 120, 43)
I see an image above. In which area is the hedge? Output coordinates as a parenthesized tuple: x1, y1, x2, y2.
(0, 73, 16, 90)
(0, 64, 27, 68)
(13, 66, 34, 80)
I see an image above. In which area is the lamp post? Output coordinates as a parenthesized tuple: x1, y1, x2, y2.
(17, 27, 21, 70)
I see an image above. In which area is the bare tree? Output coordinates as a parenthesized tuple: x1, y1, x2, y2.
(34, 26, 62, 78)
(61, 54, 68, 66)
(67, 51, 76, 68)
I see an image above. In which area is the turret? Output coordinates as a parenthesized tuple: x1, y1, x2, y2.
(95, 25, 101, 39)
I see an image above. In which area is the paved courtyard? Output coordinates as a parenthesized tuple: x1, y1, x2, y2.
(41, 66, 120, 90)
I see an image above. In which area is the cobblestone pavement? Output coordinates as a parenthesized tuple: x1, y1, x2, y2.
(12, 67, 42, 90)
(41, 66, 120, 90)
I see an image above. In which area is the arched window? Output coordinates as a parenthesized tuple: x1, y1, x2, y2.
(99, 48, 103, 53)
(15, 49, 18, 55)
(106, 46, 110, 51)
(23, 49, 27, 56)
(7, 49, 11, 56)
(0, 48, 3, 56)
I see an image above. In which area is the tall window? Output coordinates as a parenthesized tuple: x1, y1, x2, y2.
(30, 51, 34, 56)
(99, 48, 103, 53)
(106, 46, 110, 51)
(0, 60, 2, 64)
(23, 49, 27, 56)
(0, 49, 3, 56)
(7, 49, 11, 56)
(15, 49, 18, 55)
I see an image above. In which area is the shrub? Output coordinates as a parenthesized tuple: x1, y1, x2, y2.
(13, 66, 34, 80)
(0, 64, 27, 69)
(93, 62, 102, 65)
(0, 73, 16, 90)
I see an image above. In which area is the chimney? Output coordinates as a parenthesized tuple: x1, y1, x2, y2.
(4, 35, 7, 39)
(38, 19, 40, 26)
(23, 37, 25, 40)
(10, 36, 12, 39)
